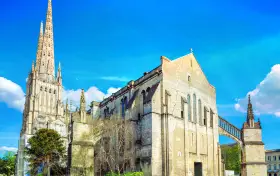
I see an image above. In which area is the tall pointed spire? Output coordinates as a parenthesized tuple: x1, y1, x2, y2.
(35, 21, 44, 70)
(38, 0, 55, 77)
(247, 94, 255, 127)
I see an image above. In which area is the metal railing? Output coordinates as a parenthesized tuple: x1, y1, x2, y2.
(218, 116, 242, 140)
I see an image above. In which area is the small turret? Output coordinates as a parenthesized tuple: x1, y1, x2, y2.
(80, 89, 86, 112)
(80, 89, 87, 123)
(57, 62, 62, 85)
(246, 95, 255, 128)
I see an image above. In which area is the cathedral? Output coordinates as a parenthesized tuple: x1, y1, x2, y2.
(17, 0, 224, 176)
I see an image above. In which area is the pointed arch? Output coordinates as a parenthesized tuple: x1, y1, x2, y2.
(193, 94, 197, 123)
(187, 94, 191, 121)
(198, 99, 202, 125)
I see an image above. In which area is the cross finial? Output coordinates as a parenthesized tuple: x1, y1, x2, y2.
(190, 48, 193, 53)
(248, 94, 251, 104)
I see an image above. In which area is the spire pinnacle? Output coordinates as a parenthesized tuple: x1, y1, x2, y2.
(32, 61, 35, 72)
(57, 61, 62, 82)
(38, 0, 55, 77)
(247, 94, 255, 127)
(80, 89, 86, 104)
(248, 94, 251, 104)
(80, 89, 86, 113)
(35, 22, 44, 70)
(40, 21, 43, 34)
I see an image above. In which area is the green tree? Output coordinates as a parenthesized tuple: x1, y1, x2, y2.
(221, 144, 241, 174)
(25, 129, 66, 176)
(0, 151, 16, 176)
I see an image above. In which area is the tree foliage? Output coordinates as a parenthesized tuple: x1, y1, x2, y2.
(221, 144, 241, 174)
(25, 128, 66, 176)
(0, 151, 16, 176)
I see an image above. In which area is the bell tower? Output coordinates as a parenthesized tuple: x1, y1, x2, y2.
(241, 95, 267, 176)
(16, 1, 67, 175)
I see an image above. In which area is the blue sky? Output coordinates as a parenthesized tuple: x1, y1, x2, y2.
(1, 0, 280, 153)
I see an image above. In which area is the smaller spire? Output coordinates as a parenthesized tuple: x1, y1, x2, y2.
(35, 22, 44, 70)
(80, 89, 86, 104)
(40, 21, 43, 34)
(32, 61, 35, 72)
(248, 94, 251, 104)
(247, 94, 255, 128)
(57, 62, 62, 78)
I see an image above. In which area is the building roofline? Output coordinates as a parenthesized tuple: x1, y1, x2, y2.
(266, 149, 280, 153)
(99, 65, 162, 107)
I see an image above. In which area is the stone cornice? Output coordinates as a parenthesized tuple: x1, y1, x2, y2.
(243, 141, 264, 145)
(241, 162, 267, 166)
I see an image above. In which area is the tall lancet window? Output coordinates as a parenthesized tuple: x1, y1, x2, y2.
(193, 94, 197, 123)
(121, 97, 127, 119)
(121, 99, 125, 118)
(198, 99, 202, 125)
(187, 94, 191, 121)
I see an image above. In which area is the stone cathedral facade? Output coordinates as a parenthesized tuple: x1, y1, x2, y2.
(97, 54, 222, 176)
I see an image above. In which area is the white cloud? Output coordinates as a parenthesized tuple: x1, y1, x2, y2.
(63, 86, 120, 110)
(0, 77, 25, 112)
(0, 146, 18, 153)
(100, 76, 130, 82)
(235, 64, 280, 117)
(0, 76, 121, 112)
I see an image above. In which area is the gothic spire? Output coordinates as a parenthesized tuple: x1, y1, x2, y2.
(57, 62, 62, 85)
(35, 21, 44, 70)
(80, 89, 86, 110)
(57, 62, 61, 77)
(38, 0, 55, 77)
(247, 94, 255, 127)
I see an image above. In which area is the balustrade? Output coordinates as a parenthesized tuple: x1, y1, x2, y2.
(218, 116, 241, 140)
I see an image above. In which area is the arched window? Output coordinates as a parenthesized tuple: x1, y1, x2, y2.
(121, 97, 127, 118)
(54, 90, 56, 94)
(146, 87, 151, 103)
(193, 94, 197, 123)
(141, 90, 146, 104)
(198, 99, 202, 125)
(210, 108, 214, 128)
(45, 87, 47, 92)
(40, 86, 43, 91)
(187, 94, 191, 121)
(49, 89, 51, 93)
(188, 75, 191, 82)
